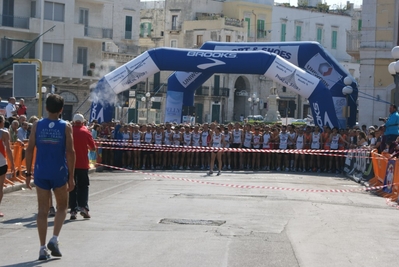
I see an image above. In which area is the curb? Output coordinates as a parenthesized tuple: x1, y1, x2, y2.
(3, 168, 96, 194)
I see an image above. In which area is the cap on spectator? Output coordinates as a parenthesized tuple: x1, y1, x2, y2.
(73, 113, 84, 123)
(369, 126, 375, 130)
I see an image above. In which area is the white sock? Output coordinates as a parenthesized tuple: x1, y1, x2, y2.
(50, 235, 58, 243)
(40, 245, 46, 250)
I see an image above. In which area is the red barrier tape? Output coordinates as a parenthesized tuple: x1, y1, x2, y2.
(386, 199, 399, 210)
(95, 141, 373, 157)
(96, 163, 392, 194)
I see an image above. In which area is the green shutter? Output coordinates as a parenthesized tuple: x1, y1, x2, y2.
(140, 23, 144, 37)
(317, 28, 322, 43)
(257, 20, 265, 38)
(125, 16, 132, 39)
(296, 26, 301, 41)
(281, 24, 286, 41)
(358, 19, 362, 31)
(125, 16, 132, 31)
(153, 72, 160, 91)
(147, 23, 152, 36)
(245, 18, 251, 37)
(332, 30, 337, 49)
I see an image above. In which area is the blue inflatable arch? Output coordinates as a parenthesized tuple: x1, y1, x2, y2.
(165, 41, 358, 128)
(90, 47, 340, 128)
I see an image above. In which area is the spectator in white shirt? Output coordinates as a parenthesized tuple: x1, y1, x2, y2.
(6, 97, 17, 121)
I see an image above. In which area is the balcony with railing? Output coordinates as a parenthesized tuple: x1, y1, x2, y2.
(195, 12, 243, 28)
(84, 26, 113, 39)
(224, 17, 243, 28)
(0, 14, 29, 29)
(169, 24, 181, 32)
(346, 30, 361, 60)
(74, 23, 113, 40)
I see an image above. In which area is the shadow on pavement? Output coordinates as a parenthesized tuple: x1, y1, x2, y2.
(1, 214, 36, 225)
(1, 214, 75, 228)
(1, 258, 61, 267)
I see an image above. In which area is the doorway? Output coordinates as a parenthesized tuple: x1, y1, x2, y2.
(77, 47, 88, 76)
(233, 76, 250, 121)
(211, 104, 220, 123)
(195, 103, 203, 124)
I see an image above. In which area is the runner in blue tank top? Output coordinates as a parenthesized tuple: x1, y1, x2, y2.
(26, 94, 76, 261)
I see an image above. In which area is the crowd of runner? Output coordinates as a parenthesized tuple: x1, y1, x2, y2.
(88, 121, 383, 175)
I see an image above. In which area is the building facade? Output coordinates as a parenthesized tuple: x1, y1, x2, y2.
(0, 0, 140, 120)
(0, 0, 359, 125)
(357, 0, 399, 126)
(271, 4, 357, 120)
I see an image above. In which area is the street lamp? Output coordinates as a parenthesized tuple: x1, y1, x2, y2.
(141, 92, 155, 123)
(39, 86, 47, 117)
(342, 77, 353, 127)
(388, 46, 399, 107)
(342, 81, 353, 126)
(247, 93, 260, 116)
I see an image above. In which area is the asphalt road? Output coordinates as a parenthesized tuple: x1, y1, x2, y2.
(0, 169, 398, 267)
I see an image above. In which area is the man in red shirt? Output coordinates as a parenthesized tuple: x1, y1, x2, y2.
(17, 98, 27, 116)
(69, 113, 96, 220)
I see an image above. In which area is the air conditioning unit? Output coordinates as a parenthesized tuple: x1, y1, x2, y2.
(105, 42, 118, 53)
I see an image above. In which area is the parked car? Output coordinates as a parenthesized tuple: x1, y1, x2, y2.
(246, 115, 264, 122)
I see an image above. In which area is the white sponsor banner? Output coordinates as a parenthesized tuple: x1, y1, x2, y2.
(104, 52, 160, 95)
(213, 45, 299, 66)
(175, 72, 202, 88)
(304, 53, 342, 89)
(104, 66, 128, 94)
(164, 91, 184, 123)
(264, 56, 318, 99)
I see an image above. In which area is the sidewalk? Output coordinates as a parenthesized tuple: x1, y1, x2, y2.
(3, 168, 96, 194)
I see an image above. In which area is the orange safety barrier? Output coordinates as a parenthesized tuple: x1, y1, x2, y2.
(369, 150, 399, 201)
(3, 141, 33, 188)
(369, 150, 389, 187)
(12, 142, 26, 183)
